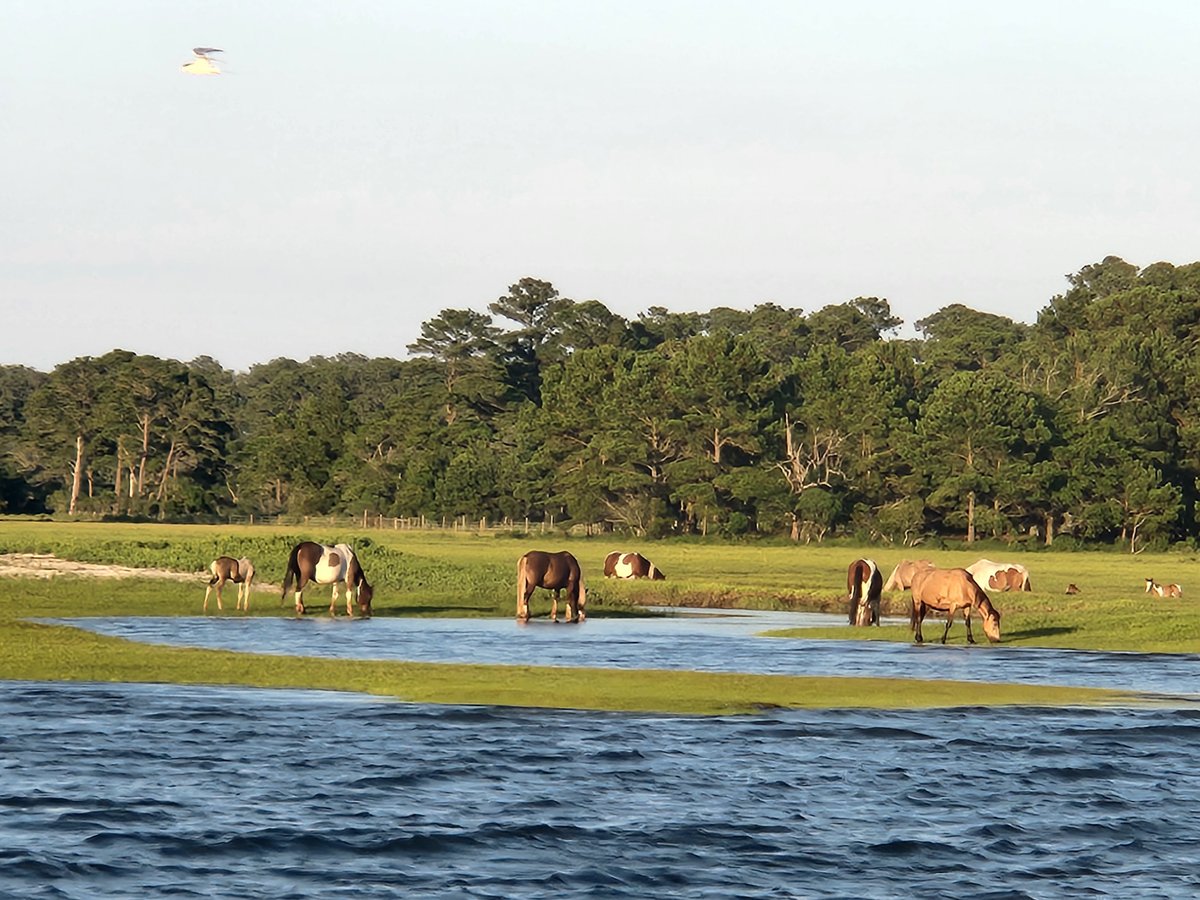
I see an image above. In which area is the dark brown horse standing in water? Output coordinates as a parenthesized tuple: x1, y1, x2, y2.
(847, 558, 882, 626)
(910, 567, 1001, 645)
(281, 541, 374, 617)
(517, 550, 586, 623)
(204, 556, 255, 613)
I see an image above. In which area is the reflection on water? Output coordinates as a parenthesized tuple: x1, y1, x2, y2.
(3, 681, 1200, 898)
(64, 610, 1200, 696)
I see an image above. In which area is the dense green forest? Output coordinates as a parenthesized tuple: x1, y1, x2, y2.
(4, 256, 1199, 550)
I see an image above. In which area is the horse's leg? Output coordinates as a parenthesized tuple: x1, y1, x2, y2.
(294, 580, 306, 616)
(550, 589, 560, 622)
(345, 583, 355, 617)
(940, 608, 954, 644)
(329, 582, 340, 617)
(215, 578, 225, 612)
(964, 607, 976, 644)
(203, 583, 213, 614)
(913, 601, 925, 644)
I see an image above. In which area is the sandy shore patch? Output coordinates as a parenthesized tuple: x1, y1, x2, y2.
(0, 554, 277, 592)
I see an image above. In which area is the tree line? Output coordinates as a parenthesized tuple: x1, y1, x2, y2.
(3, 256, 1198, 551)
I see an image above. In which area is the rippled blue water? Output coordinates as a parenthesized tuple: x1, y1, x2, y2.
(10, 613, 1200, 896)
(4, 681, 1200, 898)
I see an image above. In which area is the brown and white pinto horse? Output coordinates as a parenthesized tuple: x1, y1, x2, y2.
(281, 541, 373, 617)
(203, 556, 255, 613)
(603, 551, 665, 580)
(966, 558, 1032, 592)
(882, 559, 934, 592)
(517, 550, 586, 623)
(847, 558, 882, 626)
(1145, 578, 1183, 598)
(910, 567, 1001, 645)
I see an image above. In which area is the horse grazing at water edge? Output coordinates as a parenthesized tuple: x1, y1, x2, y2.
(847, 558, 882, 627)
(1145, 577, 1183, 598)
(204, 556, 255, 613)
(281, 541, 374, 617)
(910, 567, 1001, 645)
(517, 550, 586, 623)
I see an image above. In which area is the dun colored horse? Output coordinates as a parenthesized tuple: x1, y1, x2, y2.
(1145, 578, 1183, 598)
(281, 541, 374, 617)
(517, 550, 586, 622)
(910, 567, 1001, 645)
(883, 559, 934, 592)
(203, 556, 255, 613)
(847, 558, 882, 626)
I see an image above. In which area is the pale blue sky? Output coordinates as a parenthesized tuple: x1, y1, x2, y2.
(3, 1, 1197, 372)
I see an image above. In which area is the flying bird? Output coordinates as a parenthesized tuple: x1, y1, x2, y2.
(182, 47, 223, 75)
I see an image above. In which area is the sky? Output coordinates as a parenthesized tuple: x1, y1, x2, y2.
(3, 1, 1198, 373)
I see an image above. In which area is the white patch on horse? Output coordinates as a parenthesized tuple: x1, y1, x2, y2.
(614, 553, 636, 578)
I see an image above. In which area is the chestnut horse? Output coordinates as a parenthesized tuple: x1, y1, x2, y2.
(203, 556, 255, 613)
(517, 550, 586, 623)
(847, 558, 882, 626)
(281, 541, 374, 617)
(910, 567, 1001, 645)
(1145, 578, 1183, 598)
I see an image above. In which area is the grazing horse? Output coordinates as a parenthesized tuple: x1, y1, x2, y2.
(847, 558, 882, 626)
(883, 559, 934, 592)
(1145, 578, 1183, 598)
(517, 550, 586, 623)
(910, 567, 1001, 645)
(603, 551, 665, 580)
(1065, 583, 1081, 595)
(281, 541, 374, 617)
(966, 558, 1032, 592)
(203, 556, 255, 613)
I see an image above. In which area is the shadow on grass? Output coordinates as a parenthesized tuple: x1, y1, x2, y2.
(1004, 626, 1078, 640)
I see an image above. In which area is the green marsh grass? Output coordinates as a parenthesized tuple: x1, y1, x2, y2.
(0, 520, 1196, 711)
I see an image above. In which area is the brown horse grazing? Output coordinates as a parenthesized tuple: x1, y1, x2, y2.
(1065, 583, 1081, 595)
(847, 558, 882, 626)
(883, 559, 934, 592)
(203, 556, 255, 613)
(603, 550, 665, 580)
(281, 542, 373, 617)
(1145, 578, 1183, 598)
(517, 550, 586, 623)
(910, 567, 1001, 645)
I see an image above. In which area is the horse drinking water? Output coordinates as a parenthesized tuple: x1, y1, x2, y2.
(847, 558, 882, 626)
(203, 556, 255, 613)
(281, 541, 374, 617)
(910, 567, 1001, 645)
(516, 550, 586, 623)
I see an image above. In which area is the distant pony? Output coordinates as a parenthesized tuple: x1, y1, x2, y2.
(603, 551, 665, 580)
(517, 550, 586, 623)
(1065, 583, 1081, 595)
(966, 558, 1032, 592)
(847, 558, 882, 626)
(281, 541, 373, 617)
(203, 556, 254, 613)
(1145, 577, 1183, 598)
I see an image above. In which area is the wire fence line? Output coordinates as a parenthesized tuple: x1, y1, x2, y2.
(224, 512, 578, 534)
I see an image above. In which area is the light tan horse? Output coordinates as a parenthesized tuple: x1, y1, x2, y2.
(1145, 578, 1183, 598)
(203, 556, 255, 613)
(910, 567, 1001, 645)
(883, 559, 934, 592)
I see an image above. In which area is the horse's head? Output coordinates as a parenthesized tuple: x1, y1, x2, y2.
(357, 581, 374, 617)
(982, 606, 1001, 643)
(650, 564, 666, 581)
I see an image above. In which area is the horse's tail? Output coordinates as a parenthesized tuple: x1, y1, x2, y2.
(577, 574, 587, 615)
(281, 544, 300, 605)
(516, 555, 529, 616)
(207, 560, 219, 586)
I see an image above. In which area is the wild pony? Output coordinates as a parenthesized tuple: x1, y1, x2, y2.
(281, 541, 374, 617)
(517, 550, 586, 623)
(847, 558, 882, 626)
(883, 559, 934, 592)
(203, 556, 255, 613)
(603, 551, 665, 580)
(910, 567, 1001, 645)
(1145, 578, 1183, 598)
(966, 558, 1032, 592)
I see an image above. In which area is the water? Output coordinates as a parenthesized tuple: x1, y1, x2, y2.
(6, 612, 1200, 897)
